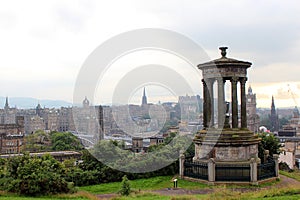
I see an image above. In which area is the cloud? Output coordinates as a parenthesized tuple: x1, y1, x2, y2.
(276, 87, 293, 100)
(0, 0, 300, 109)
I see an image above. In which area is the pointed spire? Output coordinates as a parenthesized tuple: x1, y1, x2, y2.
(142, 87, 147, 106)
(270, 95, 279, 132)
(4, 96, 9, 110)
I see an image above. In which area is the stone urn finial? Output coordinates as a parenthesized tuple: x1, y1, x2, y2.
(219, 47, 228, 57)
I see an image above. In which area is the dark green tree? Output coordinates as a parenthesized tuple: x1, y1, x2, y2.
(119, 175, 131, 196)
(258, 132, 281, 162)
(50, 132, 83, 151)
(0, 153, 73, 196)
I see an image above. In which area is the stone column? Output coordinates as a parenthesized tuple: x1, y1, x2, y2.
(179, 150, 185, 178)
(217, 77, 225, 128)
(193, 144, 199, 161)
(240, 77, 247, 128)
(231, 77, 239, 128)
(206, 79, 214, 127)
(208, 158, 215, 185)
(202, 79, 208, 128)
(250, 158, 258, 185)
(273, 154, 279, 177)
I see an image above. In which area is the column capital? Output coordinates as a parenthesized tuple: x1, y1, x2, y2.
(230, 76, 239, 83)
(204, 78, 215, 85)
(240, 77, 248, 84)
(216, 77, 224, 81)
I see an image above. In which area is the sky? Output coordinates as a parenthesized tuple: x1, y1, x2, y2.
(0, 0, 300, 108)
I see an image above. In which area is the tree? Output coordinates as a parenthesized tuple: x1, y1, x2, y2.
(24, 130, 51, 152)
(258, 132, 281, 162)
(119, 175, 131, 196)
(0, 153, 73, 196)
(50, 132, 83, 151)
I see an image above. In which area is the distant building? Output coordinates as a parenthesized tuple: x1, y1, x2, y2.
(149, 136, 164, 146)
(0, 97, 104, 143)
(277, 108, 300, 169)
(283, 106, 300, 135)
(279, 138, 300, 169)
(246, 86, 260, 132)
(0, 116, 24, 154)
(0, 97, 17, 124)
(278, 127, 297, 137)
(269, 96, 279, 132)
(178, 94, 202, 123)
(132, 137, 144, 153)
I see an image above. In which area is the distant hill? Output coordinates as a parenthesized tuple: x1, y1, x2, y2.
(0, 97, 73, 109)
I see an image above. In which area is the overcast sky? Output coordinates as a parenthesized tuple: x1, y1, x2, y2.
(0, 0, 300, 108)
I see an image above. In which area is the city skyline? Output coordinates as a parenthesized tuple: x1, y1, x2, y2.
(0, 1, 300, 108)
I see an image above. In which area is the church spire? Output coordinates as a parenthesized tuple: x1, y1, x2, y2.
(271, 96, 275, 110)
(4, 96, 9, 110)
(142, 87, 147, 106)
(270, 95, 279, 132)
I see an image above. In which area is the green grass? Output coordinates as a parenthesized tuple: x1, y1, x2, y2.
(0, 191, 94, 200)
(0, 198, 88, 200)
(2, 172, 300, 200)
(0, 196, 88, 200)
(280, 170, 300, 182)
(80, 176, 207, 194)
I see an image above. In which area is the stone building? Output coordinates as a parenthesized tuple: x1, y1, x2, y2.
(0, 116, 25, 154)
(0, 97, 17, 124)
(246, 86, 260, 132)
(26, 115, 45, 134)
(132, 137, 144, 153)
(178, 95, 202, 123)
(281, 106, 300, 136)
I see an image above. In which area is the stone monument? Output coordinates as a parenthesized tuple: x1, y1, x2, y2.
(194, 47, 261, 167)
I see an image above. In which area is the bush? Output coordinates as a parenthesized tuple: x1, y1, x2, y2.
(0, 153, 73, 196)
(119, 175, 131, 196)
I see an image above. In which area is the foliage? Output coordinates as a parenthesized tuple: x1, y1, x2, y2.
(0, 153, 73, 196)
(50, 131, 84, 151)
(25, 130, 83, 152)
(24, 130, 51, 152)
(119, 175, 131, 196)
(258, 132, 281, 162)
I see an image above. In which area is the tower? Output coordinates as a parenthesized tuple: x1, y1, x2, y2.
(4, 97, 9, 110)
(83, 96, 90, 108)
(269, 96, 279, 132)
(246, 86, 260, 132)
(141, 87, 148, 106)
(36, 102, 42, 117)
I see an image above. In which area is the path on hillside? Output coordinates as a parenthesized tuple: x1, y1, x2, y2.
(96, 175, 299, 199)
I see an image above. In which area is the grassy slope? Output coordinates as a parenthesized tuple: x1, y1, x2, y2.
(280, 170, 300, 182)
(2, 172, 300, 200)
(79, 175, 207, 194)
(0, 191, 95, 200)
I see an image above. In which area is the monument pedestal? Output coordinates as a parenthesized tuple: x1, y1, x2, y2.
(194, 128, 261, 162)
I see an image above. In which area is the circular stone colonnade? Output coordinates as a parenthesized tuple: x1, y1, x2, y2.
(180, 47, 278, 185)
